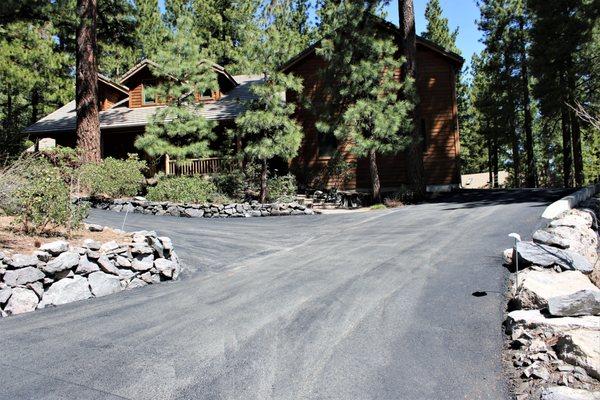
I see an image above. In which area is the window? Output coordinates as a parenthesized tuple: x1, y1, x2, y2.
(420, 118, 428, 151)
(318, 133, 338, 158)
(142, 80, 156, 105)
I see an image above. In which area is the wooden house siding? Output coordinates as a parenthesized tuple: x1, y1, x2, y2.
(286, 43, 461, 191)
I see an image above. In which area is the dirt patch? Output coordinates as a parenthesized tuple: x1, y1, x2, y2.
(0, 216, 129, 256)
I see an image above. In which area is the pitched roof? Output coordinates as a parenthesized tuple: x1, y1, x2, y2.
(98, 74, 129, 94)
(279, 19, 464, 73)
(25, 75, 263, 134)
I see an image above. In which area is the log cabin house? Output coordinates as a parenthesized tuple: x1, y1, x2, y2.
(27, 23, 463, 193)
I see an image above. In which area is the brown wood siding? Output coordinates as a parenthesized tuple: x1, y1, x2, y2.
(287, 43, 460, 191)
(98, 81, 127, 111)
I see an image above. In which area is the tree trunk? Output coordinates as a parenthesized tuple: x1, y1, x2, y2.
(76, 0, 101, 163)
(487, 137, 493, 189)
(504, 48, 520, 188)
(369, 149, 381, 203)
(492, 137, 499, 188)
(559, 77, 573, 188)
(260, 158, 268, 204)
(30, 89, 40, 126)
(399, 0, 425, 197)
(567, 73, 584, 186)
(519, 19, 536, 188)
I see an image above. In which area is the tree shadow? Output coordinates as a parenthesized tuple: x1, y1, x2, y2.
(426, 188, 576, 210)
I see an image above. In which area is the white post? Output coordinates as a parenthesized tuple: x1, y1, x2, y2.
(165, 154, 170, 175)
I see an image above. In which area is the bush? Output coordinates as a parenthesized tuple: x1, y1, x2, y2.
(146, 176, 220, 203)
(212, 171, 245, 199)
(383, 185, 418, 207)
(80, 155, 146, 198)
(267, 174, 297, 202)
(1, 157, 87, 235)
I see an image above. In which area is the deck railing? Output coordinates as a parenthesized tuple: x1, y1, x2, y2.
(166, 157, 224, 176)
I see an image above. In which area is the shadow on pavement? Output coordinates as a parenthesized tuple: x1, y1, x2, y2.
(426, 188, 575, 210)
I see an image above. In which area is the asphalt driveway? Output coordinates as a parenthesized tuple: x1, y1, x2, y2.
(0, 189, 568, 400)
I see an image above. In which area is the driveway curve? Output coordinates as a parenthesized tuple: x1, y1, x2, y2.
(0, 189, 569, 400)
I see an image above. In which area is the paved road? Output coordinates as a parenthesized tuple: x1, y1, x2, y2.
(0, 189, 568, 400)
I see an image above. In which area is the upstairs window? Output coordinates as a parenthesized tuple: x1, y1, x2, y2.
(318, 133, 338, 158)
(142, 80, 157, 105)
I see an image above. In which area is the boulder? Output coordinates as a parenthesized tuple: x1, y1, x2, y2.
(88, 271, 121, 297)
(87, 224, 104, 232)
(54, 269, 75, 280)
(131, 243, 153, 255)
(38, 276, 92, 308)
(27, 281, 44, 299)
(99, 240, 119, 253)
(40, 240, 68, 255)
(131, 254, 154, 271)
(83, 239, 101, 251)
(3, 267, 45, 287)
(503, 248, 514, 265)
(7, 254, 39, 269)
(75, 255, 100, 275)
(182, 208, 204, 218)
(545, 225, 598, 265)
(517, 242, 593, 273)
(117, 269, 136, 279)
(34, 250, 52, 262)
(555, 329, 600, 380)
(506, 309, 600, 331)
(4, 287, 39, 315)
(550, 213, 592, 229)
(517, 269, 599, 309)
(97, 255, 120, 275)
(115, 255, 131, 268)
(532, 230, 570, 249)
(127, 278, 148, 289)
(541, 386, 600, 400)
(547, 290, 600, 317)
(0, 287, 12, 304)
(41, 251, 80, 274)
(154, 258, 175, 278)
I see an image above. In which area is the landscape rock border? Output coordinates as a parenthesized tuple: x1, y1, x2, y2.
(79, 197, 315, 218)
(0, 226, 181, 317)
(542, 183, 600, 220)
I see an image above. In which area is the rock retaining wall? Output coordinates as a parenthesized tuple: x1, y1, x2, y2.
(503, 200, 600, 399)
(83, 197, 315, 218)
(0, 227, 181, 317)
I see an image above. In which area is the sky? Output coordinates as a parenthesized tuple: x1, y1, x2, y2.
(157, 0, 483, 69)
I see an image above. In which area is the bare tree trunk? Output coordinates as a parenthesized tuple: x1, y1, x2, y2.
(369, 149, 381, 203)
(519, 19, 536, 188)
(260, 158, 268, 204)
(492, 137, 499, 188)
(560, 100, 573, 187)
(30, 89, 40, 126)
(76, 0, 101, 163)
(399, 0, 425, 197)
(488, 137, 493, 189)
(568, 74, 584, 186)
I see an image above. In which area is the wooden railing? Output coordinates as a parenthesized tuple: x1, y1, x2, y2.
(166, 157, 224, 176)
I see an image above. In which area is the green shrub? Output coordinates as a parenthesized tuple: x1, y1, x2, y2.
(6, 158, 87, 235)
(80, 155, 146, 198)
(212, 171, 245, 199)
(267, 174, 297, 202)
(383, 185, 418, 207)
(146, 176, 219, 203)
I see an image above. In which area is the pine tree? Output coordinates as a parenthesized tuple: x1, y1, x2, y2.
(233, 2, 305, 203)
(134, 0, 166, 59)
(421, 0, 460, 54)
(399, 0, 425, 196)
(317, 0, 415, 202)
(134, 3, 218, 161)
(76, 0, 101, 163)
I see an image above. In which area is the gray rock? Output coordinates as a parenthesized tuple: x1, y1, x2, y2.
(139, 272, 153, 283)
(3, 267, 45, 286)
(27, 281, 44, 299)
(83, 239, 101, 251)
(38, 276, 92, 308)
(159, 236, 173, 251)
(517, 241, 593, 273)
(0, 287, 12, 304)
(523, 361, 550, 380)
(183, 208, 204, 218)
(550, 214, 592, 229)
(555, 329, 600, 380)
(75, 255, 100, 275)
(87, 250, 101, 259)
(34, 250, 52, 262)
(541, 386, 600, 400)
(118, 269, 136, 279)
(88, 271, 122, 297)
(131, 254, 154, 271)
(548, 290, 600, 317)
(532, 230, 570, 249)
(8, 254, 39, 269)
(97, 255, 120, 275)
(506, 309, 600, 331)
(87, 224, 104, 232)
(4, 287, 39, 315)
(99, 240, 119, 253)
(115, 255, 131, 268)
(149, 237, 164, 256)
(40, 240, 68, 255)
(516, 269, 599, 309)
(154, 258, 175, 278)
(127, 278, 148, 289)
(131, 243, 153, 255)
(41, 251, 80, 274)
